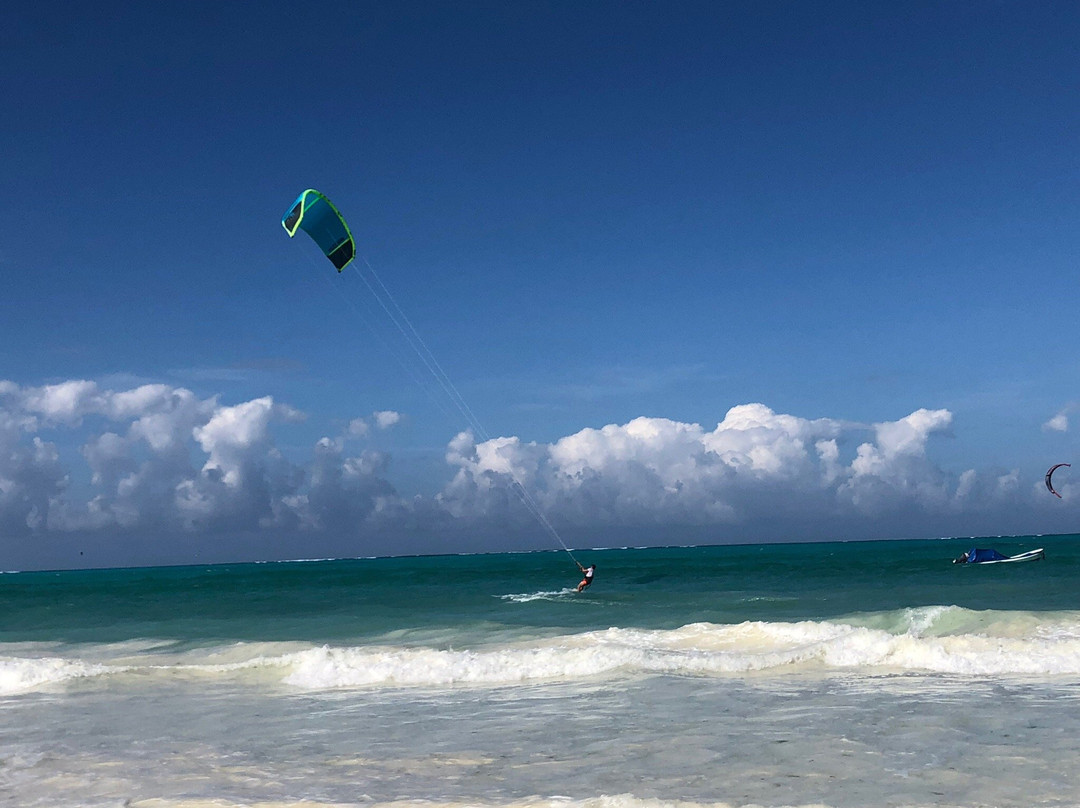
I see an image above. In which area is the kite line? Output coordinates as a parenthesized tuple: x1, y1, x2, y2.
(282, 188, 582, 568)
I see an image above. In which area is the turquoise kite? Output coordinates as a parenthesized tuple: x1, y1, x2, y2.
(281, 189, 356, 271)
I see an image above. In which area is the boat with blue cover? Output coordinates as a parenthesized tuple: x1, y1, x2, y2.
(953, 547, 1045, 564)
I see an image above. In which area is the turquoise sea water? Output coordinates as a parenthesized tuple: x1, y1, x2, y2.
(3, 534, 1079, 807)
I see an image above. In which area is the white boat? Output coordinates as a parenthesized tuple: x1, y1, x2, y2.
(953, 547, 1045, 564)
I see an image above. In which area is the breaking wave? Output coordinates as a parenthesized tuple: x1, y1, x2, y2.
(7, 606, 1080, 695)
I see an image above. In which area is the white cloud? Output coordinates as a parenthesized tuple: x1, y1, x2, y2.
(869, 408, 951, 460)
(443, 404, 969, 533)
(193, 397, 278, 487)
(955, 468, 977, 500)
(20, 380, 100, 424)
(373, 410, 402, 429)
(1044, 409, 1069, 432)
(0, 381, 396, 542)
(0, 379, 1071, 567)
(341, 411, 400, 442)
(82, 432, 134, 486)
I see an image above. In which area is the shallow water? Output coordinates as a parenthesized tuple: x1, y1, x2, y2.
(2, 535, 1078, 807)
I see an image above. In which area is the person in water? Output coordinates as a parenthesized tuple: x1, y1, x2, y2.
(576, 563, 596, 592)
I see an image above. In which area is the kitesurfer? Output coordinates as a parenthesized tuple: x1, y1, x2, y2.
(576, 563, 596, 592)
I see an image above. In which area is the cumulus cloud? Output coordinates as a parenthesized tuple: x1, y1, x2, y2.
(441, 404, 960, 531)
(373, 410, 402, 429)
(0, 378, 1068, 568)
(343, 411, 402, 441)
(0, 380, 407, 547)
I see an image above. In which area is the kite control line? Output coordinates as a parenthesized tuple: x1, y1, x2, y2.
(283, 189, 580, 570)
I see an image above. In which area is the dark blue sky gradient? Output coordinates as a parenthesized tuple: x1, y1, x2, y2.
(2, 2, 1080, 565)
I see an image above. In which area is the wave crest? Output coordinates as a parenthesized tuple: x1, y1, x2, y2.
(0, 655, 116, 696)
(283, 608, 1080, 689)
(8, 607, 1080, 694)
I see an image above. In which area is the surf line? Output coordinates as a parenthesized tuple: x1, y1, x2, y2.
(337, 257, 582, 571)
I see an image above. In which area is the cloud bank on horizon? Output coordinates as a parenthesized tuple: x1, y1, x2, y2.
(1, 377, 1070, 568)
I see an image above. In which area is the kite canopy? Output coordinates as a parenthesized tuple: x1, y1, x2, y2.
(282, 189, 356, 271)
(1046, 463, 1070, 498)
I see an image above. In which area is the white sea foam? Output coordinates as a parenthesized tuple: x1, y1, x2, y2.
(8, 608, 1080, 695)
(499, 588, 579, 603)
(122, 796, 837, 808)
(282, 609, 1080, 689)
(0, 641, 304, 695)
(0, 654, 118, 695)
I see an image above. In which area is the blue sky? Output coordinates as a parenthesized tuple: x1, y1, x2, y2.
(2, 1, 1079, 569)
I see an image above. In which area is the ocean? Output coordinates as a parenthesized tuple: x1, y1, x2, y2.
(2, 534, 1079, 808)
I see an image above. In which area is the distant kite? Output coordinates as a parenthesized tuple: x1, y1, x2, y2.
(1045, 463, 1071, 498)
(282, 189, 356, 271)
